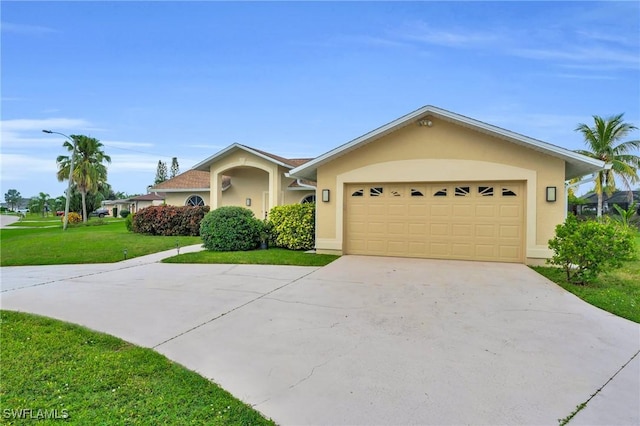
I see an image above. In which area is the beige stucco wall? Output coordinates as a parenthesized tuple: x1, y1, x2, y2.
(164, 192, 210, 208)
(283, 189, 316, 205)
(314, 117, 566, 263)
(208, 150, 316, 218)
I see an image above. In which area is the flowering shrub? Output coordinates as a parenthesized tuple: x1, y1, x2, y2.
(268, 203, 315, 250)
(132, 206, 209, 236)
(200, 206, 261, 251)
(61, 212, 82, 224)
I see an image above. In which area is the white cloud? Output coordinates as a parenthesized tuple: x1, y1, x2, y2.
(511, 46, 640, 70)
(1, 117, 92, 132)
(0, 117, 108, 150)
(387, 14, 639, 73)
(107, 154, 159, 173)
(101, 140, 155, 149)
(0, 22, 57, 35)
(399, 23, 497, 48)
(0, 153, 58, 180)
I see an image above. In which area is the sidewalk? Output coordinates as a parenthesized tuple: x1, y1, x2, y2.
(0, 214, 20, 228)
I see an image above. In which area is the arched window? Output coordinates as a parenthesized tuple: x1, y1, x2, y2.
(186, 195, 205, 206)
(301, 194, 316, 204)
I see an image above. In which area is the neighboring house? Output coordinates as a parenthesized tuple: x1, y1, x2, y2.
(289, 105, 604, 265)
(151, 144, 315, 220)
(129, 193, 166, 212)
(152, 105, 605, 265)
(102, 193, 166, 216)
(102, 199, 134, 216)
(579, 190, 640, 214)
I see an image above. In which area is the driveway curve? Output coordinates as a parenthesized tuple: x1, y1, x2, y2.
(1, 255, 638, 425)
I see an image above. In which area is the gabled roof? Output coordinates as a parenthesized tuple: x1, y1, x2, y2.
(151, 170, 211, 191)
(289, 105, 606, 181)
(150, 170, 230, 192)
(192, 143, 312, 171)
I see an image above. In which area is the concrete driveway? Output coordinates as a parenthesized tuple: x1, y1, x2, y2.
(1, 255, 638, 425)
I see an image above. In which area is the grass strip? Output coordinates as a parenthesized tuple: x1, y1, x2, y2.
(163, 247, 339, 267)
(532, 235, 640, 324)
(0, 310, 275, 425)
(0, 223, 200, 266)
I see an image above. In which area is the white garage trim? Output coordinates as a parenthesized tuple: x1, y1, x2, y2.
(318, 159, 552, 260)
(345, 182, 524, 262)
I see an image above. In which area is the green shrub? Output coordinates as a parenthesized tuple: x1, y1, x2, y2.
(119, 209, 130, 218)
(268, 203, 315, 250)
(132, 206, 209, 236)
(547, 215, 636, 284)
(200, 206, 261, 251)
(124, 214, 134, 232)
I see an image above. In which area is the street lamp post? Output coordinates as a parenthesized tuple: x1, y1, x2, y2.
(43, 130, 76, 231)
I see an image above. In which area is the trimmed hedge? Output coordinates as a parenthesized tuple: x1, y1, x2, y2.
(200, 206, 262, 251)
(268, 203, 315, 250)
(132, 205, 210, 236)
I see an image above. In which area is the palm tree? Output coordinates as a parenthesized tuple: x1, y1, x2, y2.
(56, 135, 111, 223)
(575, 114, 640, 217)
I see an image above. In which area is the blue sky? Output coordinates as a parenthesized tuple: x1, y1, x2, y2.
(2, 1, 639, 200)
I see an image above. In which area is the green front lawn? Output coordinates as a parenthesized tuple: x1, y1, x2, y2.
(163, 247, 339, 267)
(532, 235, 640, 324)
(0, 310, 274, 425)
(0, 223, 201, 266)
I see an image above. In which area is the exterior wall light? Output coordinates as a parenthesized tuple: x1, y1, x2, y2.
(546, 186, 557, 202)
(322, 189, 330, 202)
(418, 119, 433, 127)
(245, 198, 252, 206)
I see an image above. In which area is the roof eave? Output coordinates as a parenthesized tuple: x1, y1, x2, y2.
(151, 188, 210, 193)
(289, 105, 608, 181)
(193, 143, 293, 171)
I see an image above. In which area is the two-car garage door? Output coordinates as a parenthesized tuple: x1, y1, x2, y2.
(345, 182, 524, 263)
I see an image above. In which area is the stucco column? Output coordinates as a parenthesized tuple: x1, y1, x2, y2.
(268, 166, 280, 218)
(211, 169, 222, 209)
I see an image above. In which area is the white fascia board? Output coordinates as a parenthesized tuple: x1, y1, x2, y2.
(289, 108, 427, 180)
(192, 143, 292, 171)
(289, 105, 606, 181)
(154, 188, 210, 193)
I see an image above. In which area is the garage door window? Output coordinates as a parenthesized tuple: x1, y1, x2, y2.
(370, 187, 384, 196)
(411, 189, 425, 197)
(433, 188, 446, 197)
(502, 188, 517, 196)
(455, 186, 470, 196)
(352, 189, 364, 197)
(479, 186, 494, 196)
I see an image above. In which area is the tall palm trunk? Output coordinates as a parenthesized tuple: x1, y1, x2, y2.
(597, 191, 603, 218)
(81, 191, 88, 223)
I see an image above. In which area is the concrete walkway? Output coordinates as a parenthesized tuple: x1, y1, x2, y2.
(0, 214, 20, 228)
(1, 255, 638, 425)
